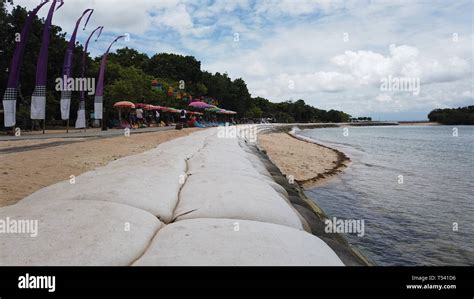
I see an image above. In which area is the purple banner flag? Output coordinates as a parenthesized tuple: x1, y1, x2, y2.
(60, 8, 94, 121)
(31, 0, 63, 120)
(2, 1, 49, 127)
(75, 26, 103, 129)
(94, 35, 126, 120)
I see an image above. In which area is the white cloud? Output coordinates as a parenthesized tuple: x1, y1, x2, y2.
(152, 3, 193, 35)
(376, 94, 392, 103)
(7, 0, 473, 119)
(9, 0, 166, 34)
(254, 0, 346, 17)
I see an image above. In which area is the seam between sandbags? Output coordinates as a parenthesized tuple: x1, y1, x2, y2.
(130, 135, 214, 265)
(170, 134, 211, 222)
(129, 135, 212, 266)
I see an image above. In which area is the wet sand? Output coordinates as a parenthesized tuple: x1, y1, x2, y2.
(0, 128, 200, 207)
(258, 132, 349, 188)
(254, 133, 370, 265)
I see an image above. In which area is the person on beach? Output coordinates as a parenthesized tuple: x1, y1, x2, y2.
(136, 108, 144, 127)
(188, 115, 196, 127)
(180, 109, 187, 123)
(155, 110, 160, 123)
(129, 111, 137, 129)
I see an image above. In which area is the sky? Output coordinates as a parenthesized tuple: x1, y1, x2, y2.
(8, 0, 474, 120)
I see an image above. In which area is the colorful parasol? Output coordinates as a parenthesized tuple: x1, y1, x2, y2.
(113, 101, 135, 109)
(217, 109, 237, 115)
(205, 107, 221, 112)
(150, 105, 166, 111)
(189, 101, 215, 109)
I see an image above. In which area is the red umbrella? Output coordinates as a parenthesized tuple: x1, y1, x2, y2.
(162, 107, 178, 113)
(113, 101, 135, 123)
(189, 101, 215, 109)
(217, 109, 237, 115)
(113, 101, 135, 109)
(150, 105, 165, 111)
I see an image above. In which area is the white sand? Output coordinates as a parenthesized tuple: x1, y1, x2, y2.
(258, 132, 347, 185)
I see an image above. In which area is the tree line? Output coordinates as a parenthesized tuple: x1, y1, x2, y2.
(1, 1, 351, 129)
(428, 106, 474, 125)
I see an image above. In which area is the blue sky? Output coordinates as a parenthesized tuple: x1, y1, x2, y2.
(10, 0, 474, 120)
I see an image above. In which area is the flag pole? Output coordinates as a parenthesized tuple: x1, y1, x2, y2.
(60, 8, 94, 133)
(94, 35, 126, 130)
(31, 0, 64, 134)
(77, 26, 103, 132)
(1, 1, 48, 130)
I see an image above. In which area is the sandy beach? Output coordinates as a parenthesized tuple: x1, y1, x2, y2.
(258, 132, 349, 188)
(0, 128, 200, 207)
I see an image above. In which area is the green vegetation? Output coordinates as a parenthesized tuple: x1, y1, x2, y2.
(1, 1, 351, 129)
(428, 106, 474, 125)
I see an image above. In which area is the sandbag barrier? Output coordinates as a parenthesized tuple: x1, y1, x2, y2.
(0, 127, 345, 266)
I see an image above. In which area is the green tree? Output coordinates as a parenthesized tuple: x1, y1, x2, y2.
(244, 105, 262, 119)
(107, 47, 149, 70)
(145, 53, 202, 84)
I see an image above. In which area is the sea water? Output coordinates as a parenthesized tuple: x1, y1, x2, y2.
(298, 125, 474, 266)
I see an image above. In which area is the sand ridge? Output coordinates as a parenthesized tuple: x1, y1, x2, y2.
(257, 132, 349, 187)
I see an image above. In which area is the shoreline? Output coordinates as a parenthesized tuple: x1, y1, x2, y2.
(257, 130, 350, 189)
(287, 131, 351, 189)
(255, 127, 372, 266)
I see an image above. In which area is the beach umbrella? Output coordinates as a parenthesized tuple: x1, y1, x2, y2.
(114, 101, 135, 109)
(143, 104, 155, 111)
(134, 103, 146, 108)
(219, 109, 237, 115)
(189, 101, 215, 109)
(114, 101, 135, 123)
(206, 107, 221, 112)
(150, 105, 166, 111)
(160, 107, 173, 112)
(2, 1, 49, 128)
(162, 107, 180, 113)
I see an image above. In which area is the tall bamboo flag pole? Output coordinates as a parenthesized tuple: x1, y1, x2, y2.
(94, 35, 126, 130)
(2, 1, 49, 129)
(60, 8, 94, 133)
(31, 0, 64, 134)
(75, 26, 103, 131)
